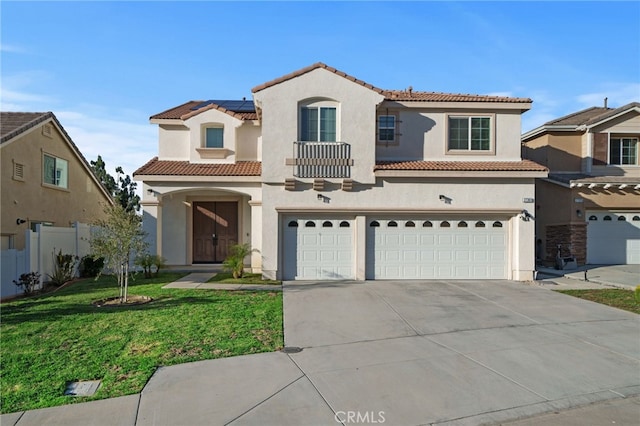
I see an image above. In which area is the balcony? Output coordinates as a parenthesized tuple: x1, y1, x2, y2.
(288, 141, 353, 178)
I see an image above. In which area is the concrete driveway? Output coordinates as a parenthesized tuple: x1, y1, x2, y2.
(281, 280, 639, 425)
(4, 279, 639, 425)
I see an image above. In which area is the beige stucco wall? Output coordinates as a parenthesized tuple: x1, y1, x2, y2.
(253, 67, 386, 185)
(260, 177, 537, 281)
(1, 122, 111, 250)
(523, 132, 583, 172)
(158, 124, 189, 160)
(140, 182, 261, 265)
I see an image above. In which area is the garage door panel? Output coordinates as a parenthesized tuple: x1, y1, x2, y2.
(284, 218, 354, 280)
(368, 218, 507, 279)
(587, 212, 640, 265)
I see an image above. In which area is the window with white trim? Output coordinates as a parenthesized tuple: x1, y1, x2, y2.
(204, 126, 224, 148)
(377, 115, 396, 143)
(43, 154, 68, 188)
(448, 116, 491, 151)
(300, 105, 337, 142)
(609, 137, 638, 165)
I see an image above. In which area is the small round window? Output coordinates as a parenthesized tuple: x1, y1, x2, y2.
(339, 221, 350, 227)
(423, 221, 433, 227)
(288, 221, 298, 227)
(617, 216, 626, 221)
(492, 221, 503, 228)
(305, 221, 316, 227)
(475, 221, 485, 228)
(388, 221, 398, 227)
(405, 221, 415, 227)
(588, 215, 597, 221)
(603, 215, 612, 221)
(322, 221, 333, 227)
(440, 221, 450, 228)
(370, 221, 380, 227)
(633, 216, 640, 221)
(458, 221, 468, 228)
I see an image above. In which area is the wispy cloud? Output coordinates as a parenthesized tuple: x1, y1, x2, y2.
(0, 43, 27, 54)
(576, 83, 640, 109)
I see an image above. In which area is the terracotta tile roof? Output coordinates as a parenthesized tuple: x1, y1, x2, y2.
(1, 111, 53, 143)
(382, 90, 531, 103)
(150, 100, 258, 121)
(251, 62, 531, 103)
(133, 157, 261, 176)
(375, 160, 547, 172)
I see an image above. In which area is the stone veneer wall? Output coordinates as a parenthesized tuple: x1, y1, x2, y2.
(545, 223, 587, 265)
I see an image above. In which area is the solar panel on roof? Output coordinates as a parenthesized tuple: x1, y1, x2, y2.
(191, 100, 255, 113)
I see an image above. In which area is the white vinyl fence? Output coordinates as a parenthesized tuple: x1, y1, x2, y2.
(1, 222, 92, 299)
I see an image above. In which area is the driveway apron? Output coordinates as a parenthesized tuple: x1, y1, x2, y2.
(283, 280, 640, 425)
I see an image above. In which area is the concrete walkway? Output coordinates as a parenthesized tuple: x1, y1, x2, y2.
(162, 272, 282, 291)
(2, 271, 639, 425)
(536, 264, 639, 290)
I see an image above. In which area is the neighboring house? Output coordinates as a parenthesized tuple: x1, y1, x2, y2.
(134, 63, 547, 281)
(522, 102, 640, 265)
(1, 112, 113, 250)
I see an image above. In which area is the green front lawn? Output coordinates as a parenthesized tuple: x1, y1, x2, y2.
(556, 289, 640, 314)
(0, 273, 283, 414)
(207, 272, 281, 285)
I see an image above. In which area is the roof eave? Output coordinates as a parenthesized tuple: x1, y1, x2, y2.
(374, 170, 548, 178)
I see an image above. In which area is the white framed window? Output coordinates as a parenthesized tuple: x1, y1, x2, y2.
(377, 115, 397, 143)
(609, 137, 638, 165)
(43, 154, 68, 189)
(204, 126, 224, 148)
(299, 101, 337, 142)
(448, 116, 492, 151)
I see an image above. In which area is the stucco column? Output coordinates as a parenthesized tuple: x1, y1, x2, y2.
(249, 200, 262, 273)
(512, 213, 535, 281)
(141, 199, 161, 256)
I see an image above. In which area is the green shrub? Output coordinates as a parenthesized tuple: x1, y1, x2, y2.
(223, 243, 256, 279)
(13, 272, 41, 296)
(48, 250, 78, 286)
(635, 285, 640, 304)
(79, 255, 105, 277)
(135, 253, 166, 278)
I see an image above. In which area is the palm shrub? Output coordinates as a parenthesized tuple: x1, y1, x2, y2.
(48, 250, 78, 286)
(223, 243, 256, 279)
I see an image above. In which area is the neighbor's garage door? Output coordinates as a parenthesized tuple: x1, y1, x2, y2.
(366, 219, 508, 279)
(283, 218, 354, 280)
(587, 212, 640, 264)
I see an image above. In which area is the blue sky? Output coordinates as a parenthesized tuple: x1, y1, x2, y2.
(2, 1, 639, 180)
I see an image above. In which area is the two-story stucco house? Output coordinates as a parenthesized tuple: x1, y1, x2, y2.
(522, 102, 640, 266)
(134, 63, 547, 281)
(1, 112, 113, 250)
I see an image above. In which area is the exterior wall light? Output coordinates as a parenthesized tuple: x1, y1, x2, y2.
(16, 218, 26, 225)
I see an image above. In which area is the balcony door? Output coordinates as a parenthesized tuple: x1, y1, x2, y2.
(193, 201, 238, 263)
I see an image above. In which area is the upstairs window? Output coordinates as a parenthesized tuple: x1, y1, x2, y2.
(377, 115, 396, 143)
(448, 116, 491, 151)
(300, 106, 336, 142)
(205, 126, 224, 148)
(609, 138, 638, 165)
(43, 154, 68, 189)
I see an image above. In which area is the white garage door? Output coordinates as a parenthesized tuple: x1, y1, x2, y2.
(587, 212, 640, 264)
(283, 218, 354, 280)
(366, 219, 508, 279)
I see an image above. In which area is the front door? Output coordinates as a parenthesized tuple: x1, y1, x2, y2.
(193, 201, 238, 263)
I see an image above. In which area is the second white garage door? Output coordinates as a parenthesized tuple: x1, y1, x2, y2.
(587, 211, 640, 264)
(283, 218, 354, 280)
(366, 219, 508, 279)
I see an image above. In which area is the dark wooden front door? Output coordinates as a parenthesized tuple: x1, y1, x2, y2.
(193, 202, 238, 263)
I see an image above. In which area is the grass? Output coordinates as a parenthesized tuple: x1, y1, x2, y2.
(0, 272, 283, 414)
(207, 272, 281, 285)
(556, 289, 640, 314)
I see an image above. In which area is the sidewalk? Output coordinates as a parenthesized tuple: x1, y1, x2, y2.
(535, 264, 639, 290)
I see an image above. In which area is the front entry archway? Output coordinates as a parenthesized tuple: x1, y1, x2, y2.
(193, 201, 238, 263)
